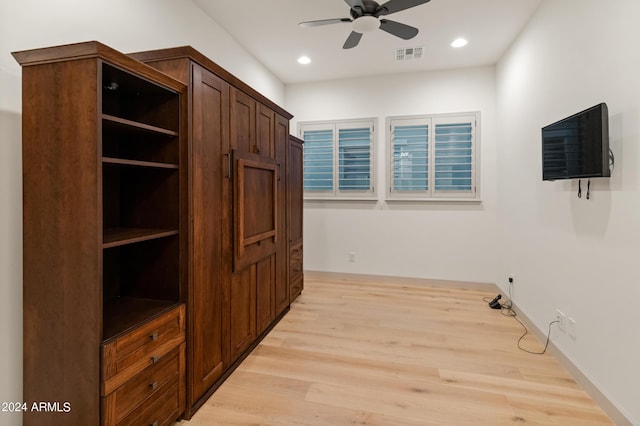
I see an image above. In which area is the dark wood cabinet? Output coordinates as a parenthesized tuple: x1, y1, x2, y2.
(15, 41, 300, 424)
(275, 115, 292, 314)
(129, 46, 297, 418)
(14, 41, 187, 426)
(288, 135, 305, 302)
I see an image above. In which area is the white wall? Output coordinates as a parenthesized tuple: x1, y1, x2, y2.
(286, 67, 498, 283)
(496, 0, 640, 423)
(0, 0, 285, 112)
(0, 2, 284, 425)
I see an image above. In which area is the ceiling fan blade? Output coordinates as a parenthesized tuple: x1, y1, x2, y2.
(343, 31, 363, 49)
(299, 18, 352, 28)
(344, 0, 366, 10)
(379, 19, 418, 39)
(377, 0, 431, 16)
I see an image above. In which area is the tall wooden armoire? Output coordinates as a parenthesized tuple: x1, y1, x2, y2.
(129, 46, 301, 417)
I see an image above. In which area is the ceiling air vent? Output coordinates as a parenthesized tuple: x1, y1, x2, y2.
(395, 47, 424, 61)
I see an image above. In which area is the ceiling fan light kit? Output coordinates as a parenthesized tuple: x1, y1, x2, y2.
(353, 15, 380, 33)
(299, 0, 431, 49)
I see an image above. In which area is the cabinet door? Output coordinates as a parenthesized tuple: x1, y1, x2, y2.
(256, 103, 275, 158)
(288, 136, 304, 245)
(230, 88, 255, 154)
(274, 114, 289, 315)
(191, 65, 230, 398)
(288, 136, 304, 302)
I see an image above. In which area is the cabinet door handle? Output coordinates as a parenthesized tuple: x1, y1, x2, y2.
(150, 355, 159, 364)
(149, 381, 158, 391)
(149, 332, 158, 341)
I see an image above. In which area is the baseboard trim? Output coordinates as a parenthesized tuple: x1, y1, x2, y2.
(510, 302, 633, 426)
(304, 270, 497, 292)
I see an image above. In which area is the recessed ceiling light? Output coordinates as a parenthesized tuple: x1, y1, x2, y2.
(297, 56, 311, 65)
(451, 38, 468, 48)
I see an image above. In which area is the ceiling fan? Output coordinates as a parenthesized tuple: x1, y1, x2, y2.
(299, 0, 431, 49)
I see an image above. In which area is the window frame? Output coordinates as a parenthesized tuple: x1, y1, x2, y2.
(299, 118, 377, 200)
(386, 112, 481, 202)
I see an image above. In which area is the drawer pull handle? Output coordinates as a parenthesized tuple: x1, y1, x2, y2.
(150, 332, 158, 341)
(149, 381, 158, 391)
(151, 355, 159, 364)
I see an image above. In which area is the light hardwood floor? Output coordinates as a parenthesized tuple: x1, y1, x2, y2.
(182, 273, 612, 425)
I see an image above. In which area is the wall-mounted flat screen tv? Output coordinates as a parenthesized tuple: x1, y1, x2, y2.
(542, 103, 610, 181)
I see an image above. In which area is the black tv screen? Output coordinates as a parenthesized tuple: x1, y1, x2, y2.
(542, 103, 610, 181)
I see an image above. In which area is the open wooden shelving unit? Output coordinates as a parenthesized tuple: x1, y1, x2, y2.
(14, 41, 187, 425)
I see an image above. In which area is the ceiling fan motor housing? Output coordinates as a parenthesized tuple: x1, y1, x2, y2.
(349, 0, 386, 18)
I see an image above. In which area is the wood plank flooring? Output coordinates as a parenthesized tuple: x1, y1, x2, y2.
(181, 273, 612, 425)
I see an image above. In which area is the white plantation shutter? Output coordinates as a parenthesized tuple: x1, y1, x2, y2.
(300, 119, 375, 199)
(434, 120, 474, 193)
(303, 128, 333, 191)
(391, 121, 429, 192)
(389, 113, 479, 200)
(338, 126, 371, 191)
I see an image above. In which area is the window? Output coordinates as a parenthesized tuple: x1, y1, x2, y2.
(300, 119, 375, 199)
(388, 113, 479, 200)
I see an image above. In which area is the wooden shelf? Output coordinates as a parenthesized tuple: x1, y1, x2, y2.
(103, 298, 181, 341)
(103, 227, 178, 249)
(102, 113, 178, 137)
(102, 156, 178, 169)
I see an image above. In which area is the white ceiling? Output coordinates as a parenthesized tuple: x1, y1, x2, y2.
(192, 0, 541, 84)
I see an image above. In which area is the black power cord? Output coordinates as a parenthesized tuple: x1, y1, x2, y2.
(484, 280, 558, 355)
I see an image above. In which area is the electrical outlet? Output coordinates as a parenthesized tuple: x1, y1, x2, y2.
(555, 309, 566, 331)
(567, 317, 577, 339)
(348, 251, 356, 263)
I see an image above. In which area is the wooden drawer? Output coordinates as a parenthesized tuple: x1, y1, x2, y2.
(118, 380, 182, 426)
(104, 345, 182, 424)
(102, 304, 185, 395)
